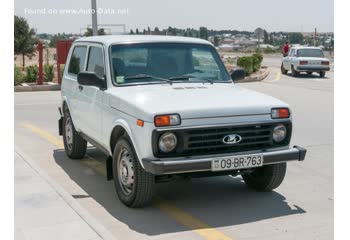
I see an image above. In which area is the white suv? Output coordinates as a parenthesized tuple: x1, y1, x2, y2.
(281, 46, 330, 77)
(59, 35, 306, 207)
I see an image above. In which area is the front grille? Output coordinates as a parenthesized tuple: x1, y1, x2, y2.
(153, 122, 291, 158)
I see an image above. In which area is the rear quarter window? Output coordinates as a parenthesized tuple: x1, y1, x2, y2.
(68, 46, 87, 75)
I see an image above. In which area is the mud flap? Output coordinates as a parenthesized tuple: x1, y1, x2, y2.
(106, 156, 113, 180)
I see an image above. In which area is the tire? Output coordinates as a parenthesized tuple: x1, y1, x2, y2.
(242, 163, 287, 191)
(62, 106, 87, 159)
(113, 136, 155, 208)
(319, 71, 326, 78)
(281, 63, 288, 74)
(291, 65, 298, 77)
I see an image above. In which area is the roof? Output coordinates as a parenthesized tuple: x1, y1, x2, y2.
(75, 35, 212, 46)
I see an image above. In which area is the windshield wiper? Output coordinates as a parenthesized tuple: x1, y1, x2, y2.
(124, 74, 172, 85)
(168, 74, 196, 80)
(169, 74, 214, 84)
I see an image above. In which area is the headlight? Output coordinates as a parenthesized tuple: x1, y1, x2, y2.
(273, 124, 287, 143)
(158, 132, 177, 152)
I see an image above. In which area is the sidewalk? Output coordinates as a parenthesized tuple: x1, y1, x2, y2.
(14, 151, 103, 240)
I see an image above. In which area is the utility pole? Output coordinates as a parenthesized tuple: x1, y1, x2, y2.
(314, 28, 317, 46)
(91, 0, 98, 36)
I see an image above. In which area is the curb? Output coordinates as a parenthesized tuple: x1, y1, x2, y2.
(15, 84, 61, 92)
(14, 146, 118, 240)
(236, 68, 270, 83)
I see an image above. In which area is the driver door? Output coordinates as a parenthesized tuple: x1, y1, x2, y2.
(75, 43, 106, 142)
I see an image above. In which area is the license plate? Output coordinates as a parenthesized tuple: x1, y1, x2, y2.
(211, 154, 263, 171)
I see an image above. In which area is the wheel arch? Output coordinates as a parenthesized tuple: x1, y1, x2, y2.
(109, 120, 143, 164)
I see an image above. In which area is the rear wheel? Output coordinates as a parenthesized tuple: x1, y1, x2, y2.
(319, 71, 326, 78)
(113, 136, 155, 208)
(62, 106, 87, 159)
(281, 63, 288, 74)
(291, 65, 298, 77)
(242, 163, 287, 191)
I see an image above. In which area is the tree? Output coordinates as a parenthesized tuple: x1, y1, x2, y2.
(130, 29, 134, 34)
(85, 28, 106, 36)
(199, 27, 209, 40)
(98, 28, 106, 35)
(263, 30, 269, 44)
(135, 28, 139, 34)
(14, 15, 37, 70)
(288, 33, 303, 44)
(49, 33, 69, 47)
(213, 36, 220, 46)
(154, 27, 160, 34)
(254, 27, 265, 48)
(84, 28, 93, 36)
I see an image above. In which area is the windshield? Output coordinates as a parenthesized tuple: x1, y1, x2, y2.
(110, 43, 231, 85)
(297, 49, 325, 58)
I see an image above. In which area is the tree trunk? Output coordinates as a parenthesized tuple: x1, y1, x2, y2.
(22, 54, 25, 71)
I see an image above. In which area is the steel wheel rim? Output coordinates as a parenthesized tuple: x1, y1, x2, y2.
(65, 116, 73, 150)
(118, 148, 135, 195)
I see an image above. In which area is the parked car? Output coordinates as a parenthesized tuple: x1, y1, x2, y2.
(58, 35, 306, 207)
(281, 46, 330, 77)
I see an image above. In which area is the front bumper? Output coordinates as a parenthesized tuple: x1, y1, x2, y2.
(296, 66, 330, 72)
(142, 146, 306, 175)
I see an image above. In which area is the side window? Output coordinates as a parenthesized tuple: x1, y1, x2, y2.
(288, 49, 294, 57)
(86, 47, 105, 78)
(68, 46, 87, 75)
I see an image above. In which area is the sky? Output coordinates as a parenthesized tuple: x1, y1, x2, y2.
(14, 0, 334, 34)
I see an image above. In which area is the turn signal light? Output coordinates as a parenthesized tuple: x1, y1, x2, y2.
(136, 119, 144, 127)
(155, 114, 181, 127)
(271, 108, 290, 119)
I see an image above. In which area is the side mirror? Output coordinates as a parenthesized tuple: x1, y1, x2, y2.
(230, 68, 245, 82)
(77, 72, 106, 90)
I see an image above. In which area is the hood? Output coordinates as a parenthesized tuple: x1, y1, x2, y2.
(107, 83, 288, 122)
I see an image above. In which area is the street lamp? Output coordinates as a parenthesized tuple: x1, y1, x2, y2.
(91, 0, 98, 36)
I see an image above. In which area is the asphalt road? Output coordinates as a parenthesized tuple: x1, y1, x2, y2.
(14, 56, 334, 240)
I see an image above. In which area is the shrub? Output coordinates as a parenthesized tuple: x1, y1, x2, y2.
(263, 47, 275, 54)
(26, 65, 38, 83)
(44, 64, 54, 82)
(237, 56, 253, 75)
(253, 53, 263, 64)
(252, 53, 263, 72)
(14, 66, 25, 86)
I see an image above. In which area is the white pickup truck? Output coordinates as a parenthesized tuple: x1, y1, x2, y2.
(58, 35, 306, 207)
(281, 46, 330, 77)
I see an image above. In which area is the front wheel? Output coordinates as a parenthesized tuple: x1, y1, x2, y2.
(241, 163, 287, 191)
(113, 136, 155, 208)
(281, 63, 288, 74)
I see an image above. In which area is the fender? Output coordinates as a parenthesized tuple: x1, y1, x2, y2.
(109, 119, 145, 168)
(61, 96, 80, 131)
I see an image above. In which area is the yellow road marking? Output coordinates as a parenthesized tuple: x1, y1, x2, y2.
(154, 198, 232, 240)
(275, 71, 281, 81)
(22, 123, 64, 148)
(265, 71, 281, 83)
(21, 123, 106, 176)
(22, 123, 234, 240)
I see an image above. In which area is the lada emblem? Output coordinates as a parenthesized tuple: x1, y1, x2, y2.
(222, 134, 242, 145)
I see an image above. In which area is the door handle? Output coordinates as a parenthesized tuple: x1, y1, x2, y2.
(78, 85, 84, 91)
